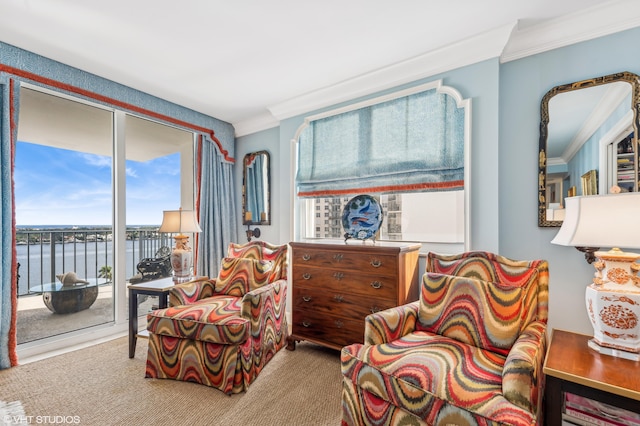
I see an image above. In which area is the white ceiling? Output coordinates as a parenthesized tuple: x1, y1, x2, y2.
(1, 0, 639, 137)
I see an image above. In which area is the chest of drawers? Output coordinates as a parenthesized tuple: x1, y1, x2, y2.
(287, 240, 421, 351)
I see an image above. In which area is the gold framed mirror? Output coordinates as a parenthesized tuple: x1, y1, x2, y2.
(242, 150, 271, 226)
(538, 72, 640, 227)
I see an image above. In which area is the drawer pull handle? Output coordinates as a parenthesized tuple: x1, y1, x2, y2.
(302, 273, 311, 280)
(334, 295, 344, 302)
(371, 306, 381, 313)
(302, 254, 311, 261)
(370, 259, 382, 268)
(333, 254, 344, 261)
(333, 272, 344, 281)
(302, 296, 312, 302)
(335, 320, 344, 328)
(371, 281, 382, 289)
(302, 321, 311, 328)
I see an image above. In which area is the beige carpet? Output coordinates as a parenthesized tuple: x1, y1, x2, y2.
(0, 337, 343, 425)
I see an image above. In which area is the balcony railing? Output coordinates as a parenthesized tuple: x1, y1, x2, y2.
(16, 227, 171, 297)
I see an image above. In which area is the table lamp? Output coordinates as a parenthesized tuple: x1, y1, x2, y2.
(551, 192, 640, 360)
(159, 208, 202, 283)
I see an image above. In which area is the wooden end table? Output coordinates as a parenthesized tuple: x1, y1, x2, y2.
(544, 329, 640, 425)
(127, 277, 175, 358)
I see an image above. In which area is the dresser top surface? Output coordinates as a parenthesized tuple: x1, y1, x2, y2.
(290, 239, 421, 252)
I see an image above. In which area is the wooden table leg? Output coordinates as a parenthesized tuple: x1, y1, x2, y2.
(545, 375, 563, 425)
(128, 289, 137, 358)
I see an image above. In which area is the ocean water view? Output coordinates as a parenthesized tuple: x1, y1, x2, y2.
(16, 225, 167, 296)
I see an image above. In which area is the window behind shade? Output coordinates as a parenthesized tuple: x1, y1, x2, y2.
(293, 80, 471, 252)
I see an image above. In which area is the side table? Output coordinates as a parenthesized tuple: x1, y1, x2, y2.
(544, 329, 640, 425)
(127, 277, 175, 358)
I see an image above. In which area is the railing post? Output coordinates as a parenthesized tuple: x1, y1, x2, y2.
(50, 233, 56, 283)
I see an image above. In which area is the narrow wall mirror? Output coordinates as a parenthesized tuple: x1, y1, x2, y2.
(538, 72, 640, 227)
(243, 150, 271, 225)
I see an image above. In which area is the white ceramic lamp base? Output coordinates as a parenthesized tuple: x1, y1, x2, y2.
(586, 248, 640, 360)
(170, 235, 193, 283)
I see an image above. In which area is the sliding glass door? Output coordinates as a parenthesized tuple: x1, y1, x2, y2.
(15, 86, 115, 343)
(14, 86, 195, 354)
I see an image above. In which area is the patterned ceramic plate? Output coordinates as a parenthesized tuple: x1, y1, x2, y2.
(342, 195, 383, 241)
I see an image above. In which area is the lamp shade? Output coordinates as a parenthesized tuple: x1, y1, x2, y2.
(158, 209, 202, 234)
(551, 193, 640, 250)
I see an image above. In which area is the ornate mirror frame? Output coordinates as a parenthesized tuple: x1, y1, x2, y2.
(538, 71, 640, 227)
(242, 150, 271, 226)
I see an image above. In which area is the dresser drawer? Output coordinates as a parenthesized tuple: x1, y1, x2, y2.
(292, 248, 398, 276)
(291, 310, 364, 348)
(293, 285, 394, 319)
(292, 267, 397, 300)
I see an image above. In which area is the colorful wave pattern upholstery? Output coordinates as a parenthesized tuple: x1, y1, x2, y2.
(341, 251, 549, 426)
(145, 241, 288, 394)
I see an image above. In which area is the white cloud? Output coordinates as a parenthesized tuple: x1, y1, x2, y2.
(79, 153, 111, 167)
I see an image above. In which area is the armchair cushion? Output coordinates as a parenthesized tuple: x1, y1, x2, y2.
(215, 257, 273, 296)
(427, 251, 549, 323)
(147, 296, 248, 345)
(417, 273, 537, 356)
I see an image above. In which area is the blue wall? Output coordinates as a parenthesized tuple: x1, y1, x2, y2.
(238, 25, 640, 336)
(500, 26, 640, 335)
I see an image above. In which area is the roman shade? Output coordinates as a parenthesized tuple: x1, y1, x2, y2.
(296, 87, 465, 197)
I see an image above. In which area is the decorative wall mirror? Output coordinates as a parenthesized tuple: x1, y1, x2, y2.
(538, 72, 640, 227)
(242, 150, 271, 226)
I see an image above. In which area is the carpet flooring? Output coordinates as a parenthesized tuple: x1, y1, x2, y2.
(0, 337, 343, 425)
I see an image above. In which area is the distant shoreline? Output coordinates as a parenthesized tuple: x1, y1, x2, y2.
(17, 224, 159, 230)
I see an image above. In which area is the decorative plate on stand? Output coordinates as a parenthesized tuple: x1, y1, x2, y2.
(342, 195, 383, 242)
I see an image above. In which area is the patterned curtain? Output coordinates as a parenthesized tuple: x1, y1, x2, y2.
(195, 135, 238, 279)
(0, 77, 19, 369)
(297, 88, 465, 197)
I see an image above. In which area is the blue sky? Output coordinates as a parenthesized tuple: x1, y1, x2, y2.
(15, 142, 181, 226)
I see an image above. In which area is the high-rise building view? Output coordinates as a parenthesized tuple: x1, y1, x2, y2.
(310, 195, 402, 240)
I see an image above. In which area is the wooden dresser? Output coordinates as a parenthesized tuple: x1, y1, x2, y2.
(287, 240, 421, 351)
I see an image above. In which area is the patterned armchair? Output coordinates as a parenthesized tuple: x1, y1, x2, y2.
(341, 251, 549, 426)
(145, 241, 288, 394)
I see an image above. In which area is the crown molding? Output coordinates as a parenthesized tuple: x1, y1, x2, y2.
(501, 0, 640, 63)
(267, 23, 514, 122)
(234, 110, 279, 138)
(234, 0, 640, 137)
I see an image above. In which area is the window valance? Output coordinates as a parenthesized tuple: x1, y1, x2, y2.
(296, 85, 466, 197)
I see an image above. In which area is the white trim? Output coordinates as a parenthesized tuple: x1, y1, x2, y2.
(17, 323, 128, 363)
(598, 110, 634, 194)
(501, 0, 640, 63)
(234, 111, 280, 138)
(289, 81, 472, 251)
(234, 2, 640, 137)
(269, 24, 511, 123)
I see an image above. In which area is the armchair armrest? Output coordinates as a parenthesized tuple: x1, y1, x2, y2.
(364, 301, 419, 346)
(169, 277, 215, 306)
(240, 279, 287, 324)
(502, 321, 547, 415)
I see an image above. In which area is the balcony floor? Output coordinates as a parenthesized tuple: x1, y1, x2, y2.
(17, 283, 156, 344)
